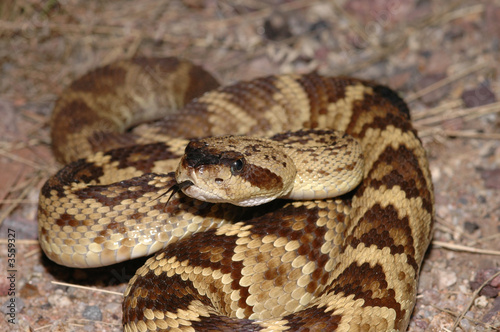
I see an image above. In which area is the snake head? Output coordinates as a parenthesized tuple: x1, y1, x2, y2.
(175, 136, 296, 207)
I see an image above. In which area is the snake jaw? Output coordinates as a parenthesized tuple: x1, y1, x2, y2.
(164, 179, 194, 205)
(175, 161, 229, 203)
(178, 179, 194, 190)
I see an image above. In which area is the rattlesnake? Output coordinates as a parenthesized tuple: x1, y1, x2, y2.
(38, 57, 434, 331)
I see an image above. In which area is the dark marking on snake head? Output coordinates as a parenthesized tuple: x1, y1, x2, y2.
(240, 164, 283, 191)
(183, 140, 246, 172)
(184, 141, 220, 168)
(248, 144, 262, 153)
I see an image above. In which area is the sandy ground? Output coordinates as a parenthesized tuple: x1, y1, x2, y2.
(0, 1, 499, 331)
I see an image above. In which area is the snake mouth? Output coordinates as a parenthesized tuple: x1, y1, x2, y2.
(177, 180, 194, 191)
(164, 180, 194, 204)
(181, 182, 225, 203)
(165, 179, 224, 204)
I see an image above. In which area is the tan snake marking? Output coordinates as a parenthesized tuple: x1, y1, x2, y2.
(38, 57, 434, 331)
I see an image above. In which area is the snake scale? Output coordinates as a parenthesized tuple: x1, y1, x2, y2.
(38, 57, 434, 331)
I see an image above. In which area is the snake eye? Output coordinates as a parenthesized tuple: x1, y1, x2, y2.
(230, 158, 244, 175)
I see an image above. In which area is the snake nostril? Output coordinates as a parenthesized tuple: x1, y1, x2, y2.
(215, 178, 223, 184)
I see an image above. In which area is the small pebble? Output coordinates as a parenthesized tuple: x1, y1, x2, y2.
(47, 293, 72, 308)
(460, 311, 475, 330)
(463, 221, 480, 233)
(20, 283, 39, 298)
(483, 297, 500, 323)
(461, 83, 496, 108)
(438, 270, 457, 289)
(1, 297, 25, 316)
(480, 168, 500, 189)
(263, 13, 292, 41)
(470, 269, 500, 298)
(83, 305, 103, 321)
(474, 295, 489, 309)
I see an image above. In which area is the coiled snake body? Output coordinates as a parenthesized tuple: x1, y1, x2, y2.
(38, 58, 434, 331)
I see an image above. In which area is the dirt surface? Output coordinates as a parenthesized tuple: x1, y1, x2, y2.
(0, 1, 499, 331)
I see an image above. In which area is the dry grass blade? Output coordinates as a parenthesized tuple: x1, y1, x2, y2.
(418, 128, 500, 140)
(33, 319, 121, 331)
(433, 241, 500, 256)
(406, 62, 488, 103)
(412, 100, 464, 121)
(434, 215, 477, 242)
(0, 174, 40, 228)
(51, 281, 123, 296)
(468, 233, 500, 246)
(437, 4, 485, 25)
(0, 148, 45, 169)
(414, 101, 500, 127)
(440, 130, 500, 140)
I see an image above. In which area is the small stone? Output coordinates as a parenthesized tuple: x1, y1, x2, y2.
(483, 297, 500, 323)
(263, 13, 292, 41)
(47, 292, 72, 308)
(479, 168, 500, 190)
(463, 221, 480, 234)
(19, 283, 39, 298)
(491, 274, 500, 288)
(470, 269, 500, 298)
(460, 312, 474, 331)
(458, 284, 469, 294)
(474, 295, 489, 308)
(82, 305, 103, 321)
(1, 297, 25, 323)
(438, 270, 457, 289)
(461, 83, 497, 108)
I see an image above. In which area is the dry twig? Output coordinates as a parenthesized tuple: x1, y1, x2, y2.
(433, 241, 500, 256)
(51, 281, 123, 297)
